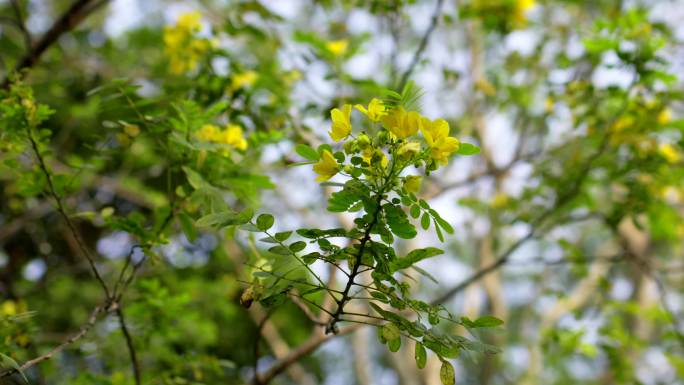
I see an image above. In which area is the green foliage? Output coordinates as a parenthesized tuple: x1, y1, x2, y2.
(1, 1, 682, 384)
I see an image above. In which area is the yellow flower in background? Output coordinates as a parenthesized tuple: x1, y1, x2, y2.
(659, 143, 681, 163)
(176, 11, 202, 32)
(329, 104, 352, 142)
(513, 0, 535, 26)
(657, 108, 672, 125)
(403, 175, 422, 193)
(397, 141, 421, 159)
(197, 124, 220, 142)
(218, 124, 248, 150)
(164, 11, 211, 74)
(611, 116, 634, 131)
(196, 124, 248, 151)
(231, 71, 258, 91)
(381, 107, 420, 139)
(313, 150, 339, 182)
(355, 98, 387, 122)
(326, 39, 349, 57)
(421, 117, 460, 165)
(1, 300, 17, 316)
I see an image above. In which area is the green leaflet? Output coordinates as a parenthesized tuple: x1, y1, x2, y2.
(328, 180, 371, 212)
(390, 247, 444, 272)
(383, 203, 417, 239)
(256, 213, 275, 230)
(295, 143, 319, 161)
(195, 208, 254, 229)
(461, 315, 504, 328)
(440, 361, 455, 385)
(415, 342, 427, 369)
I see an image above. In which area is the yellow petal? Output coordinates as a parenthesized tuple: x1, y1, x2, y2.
(313, 150, 339, 182)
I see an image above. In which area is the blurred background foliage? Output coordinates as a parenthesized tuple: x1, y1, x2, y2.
(0, 0, 683, 384)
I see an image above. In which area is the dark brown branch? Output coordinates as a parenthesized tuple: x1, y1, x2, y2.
(26, 125, 111, 299)
(0, 304, 108, 378)
(254, 325, 360, 385)
(1, 0, 110, 88)
(397, 0, 445, 89)
(8, 0, 31, 49)
(116, 307, 142, 385)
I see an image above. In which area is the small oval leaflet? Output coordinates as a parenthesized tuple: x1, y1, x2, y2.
(440, 361, 455, 385)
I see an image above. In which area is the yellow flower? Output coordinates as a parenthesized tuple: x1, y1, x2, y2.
(403, 175, 422, 193)
(355, 98, 387, 122)
(197, 124, 248, 151)
(163, 11, 211, 74)
(1, 300, 16, 316)
(197, 124, 220, 142)
(176, 11, 202, 32)
(421, 118, 460, 165)
(611, 116, 634, 131)
(329, 104, 352, 142)
(313, 150, 339, 182)
(326, 39, 349, 57)
(659, 143, 681, 164)
(231, 71, 258, 90)
(657, 108, 672, 125)
(219, 124, 248, 150)
(397, 141, 421, 159)
(380, 153, 389, 168)
(381, 107, 421, 139)
(513, 0, 535, 26)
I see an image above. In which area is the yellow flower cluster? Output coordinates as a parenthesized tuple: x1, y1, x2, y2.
(231, 71, 259, 91)
(313, 98, 462, 185)
(164, 11, 214, 74)
(196, 124, 248, 151)
(513, 0, 535, 26)
(326, 39, 349, 57)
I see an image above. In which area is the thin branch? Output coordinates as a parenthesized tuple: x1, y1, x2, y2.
(116, 307, 142, 385)
(2, 0, 111, 88)
(254, 324, 361, 385)
(397, 0, 446, 89)
(289, 291, 328, 325)
(26, 125, 111, 299)
(0, 304, 107, 378)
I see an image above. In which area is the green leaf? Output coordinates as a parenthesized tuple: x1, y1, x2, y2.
(295, 143, 319, 161)
(328, 180, 370, 212)
(289, 241, 306, 252)
(382, 323, 401, 341)
(258, 237, 279, 244)
(415, 342, 427, 369)
(177, 212, 197, 242)
(456, 142, 480, 156)
(268, 245, 291, 255)
(196, 209, 253, 229)
(182, 166, 207, 189)
(384, 203, 417, 239)
(0, 353, 28, 383)
(440, 361, 455, 385)
(462, 315, 504, 328)
(421, 213, 431, 230)
(256, 213, 275, 230)
(390, 247, 444, 272)
(274, 231, 292, 242)
(388, 337, 401, 352)
(296, 228, 348, 239)
(435, 224, 444, 242)
(410, 204, 421, 219)
(430, 209, 454, 234)
(261, 292, 287, 307)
